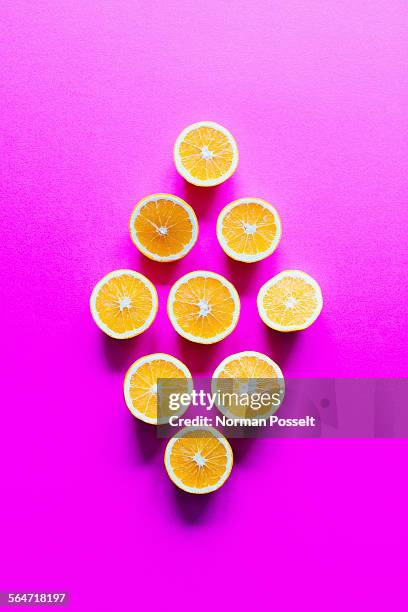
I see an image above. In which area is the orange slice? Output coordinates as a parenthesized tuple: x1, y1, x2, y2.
(124, 353, 192, 425)
(174, 121, 239, 187)
(257, 270, 323, 332)
(217, 198, 281, 262)
(129, 193, 198, 262)
(167, 271, 240, 344)
(212, 351, 285, 419)
(90, 270, 158, 339)
(164, 427, 233, 494)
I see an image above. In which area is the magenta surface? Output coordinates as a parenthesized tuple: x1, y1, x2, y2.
(1, 1, 408, 610)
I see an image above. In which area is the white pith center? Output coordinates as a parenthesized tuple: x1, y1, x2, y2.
(198, 299, 211, 316)
(193, 452, 206, 467)
(243, 223, 257, 234)
(150, 383, 157, 394)
(157, 226, 168, 235)
(285, 296, 297, 309)
(119, 297, 132, 311)
(201, 146, 214, 160)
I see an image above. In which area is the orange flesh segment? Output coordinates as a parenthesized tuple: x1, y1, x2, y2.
(169, 431, 229, 490)
(263, 276, 320, 327)
(221, 202, 278, 255)
(218, 355, 279, 378)
(179, 126, 234, 181)
(132, 198, 194, 258)
(172, 276, 236, 340)
(95, 274, 153, 334)
(128, 359, 189, 420)
(215, 356, 282, 417)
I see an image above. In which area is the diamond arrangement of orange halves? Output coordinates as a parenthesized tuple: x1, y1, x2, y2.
(90, 121, 323, 495)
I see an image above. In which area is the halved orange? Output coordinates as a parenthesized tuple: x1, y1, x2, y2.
(124, 353, 192, 425)
(167, 271, 240, 344)
(164, 427, 233, 494)
(90, 270, 158, 339)
(217, 198, 281, 262)
(174, 121, 239, 187)
(212, 351, 285, 419)
(257, 270, 323, 332)
(129, 194, 198, 262)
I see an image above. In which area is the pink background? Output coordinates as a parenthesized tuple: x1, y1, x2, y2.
(1, 1, 408, 610)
